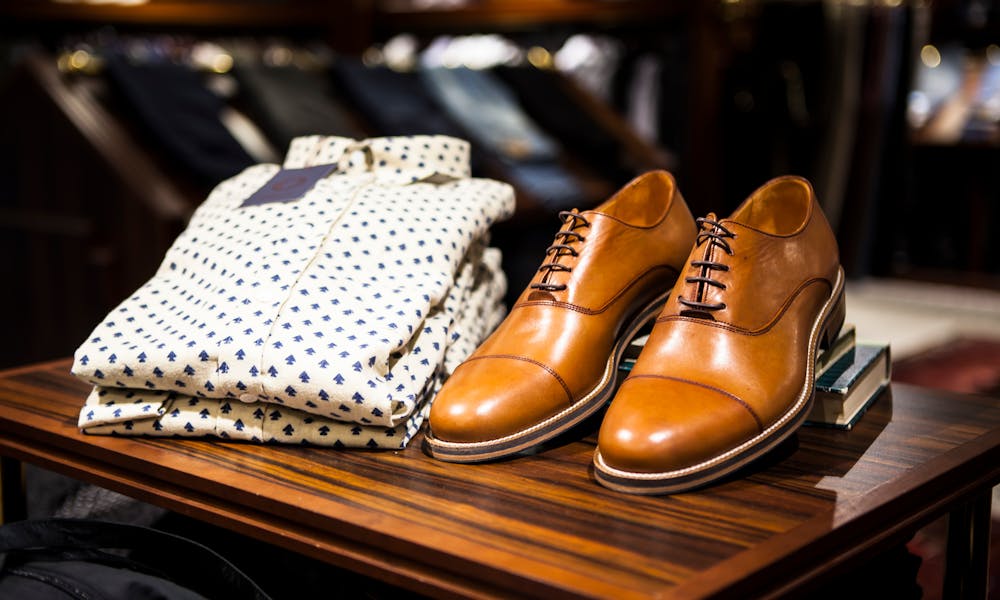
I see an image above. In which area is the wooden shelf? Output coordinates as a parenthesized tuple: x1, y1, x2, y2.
(0, 1, 338, 29)
(374, 0, 689, 31)
(2, 361, 1000, 598)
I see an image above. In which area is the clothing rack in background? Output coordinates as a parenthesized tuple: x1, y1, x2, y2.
(0, 0, 701, 369)
(0, 52, 196, 369)
(5, 1, 976, 369)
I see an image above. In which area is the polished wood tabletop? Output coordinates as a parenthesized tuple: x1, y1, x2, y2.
(0, 359, 998, 599)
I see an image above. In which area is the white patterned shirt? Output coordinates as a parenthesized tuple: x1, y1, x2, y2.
(73, 135, 514, 448)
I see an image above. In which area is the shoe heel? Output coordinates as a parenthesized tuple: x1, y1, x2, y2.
(819, 287, 846, 351)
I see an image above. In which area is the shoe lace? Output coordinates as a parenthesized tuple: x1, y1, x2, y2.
(530, 210, 590, 292)
(678, 216, 736, 313)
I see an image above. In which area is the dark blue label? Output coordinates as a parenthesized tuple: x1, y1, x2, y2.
(241, 163, 337, 207)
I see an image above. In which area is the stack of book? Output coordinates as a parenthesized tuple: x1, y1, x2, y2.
(619, 324, 891, 430)
(805, 324, 891, 429)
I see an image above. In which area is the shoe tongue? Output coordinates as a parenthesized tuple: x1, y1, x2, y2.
(562, 209, 582, 229)
(527, 290, 557, 302)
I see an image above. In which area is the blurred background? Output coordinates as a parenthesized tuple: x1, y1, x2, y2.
(0, 0, 997, 368)
(0, 1, 998, 596)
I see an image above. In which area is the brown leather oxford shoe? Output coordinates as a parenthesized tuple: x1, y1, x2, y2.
(594, 175, 845, 494)
(425, 171, 696, 462)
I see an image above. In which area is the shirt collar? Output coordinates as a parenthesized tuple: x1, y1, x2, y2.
(282, 135, 471, 184)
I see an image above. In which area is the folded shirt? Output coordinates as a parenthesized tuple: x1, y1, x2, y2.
(72, 135, 515, 448)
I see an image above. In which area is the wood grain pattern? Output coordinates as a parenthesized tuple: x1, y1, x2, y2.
(0, 359, 998, 599)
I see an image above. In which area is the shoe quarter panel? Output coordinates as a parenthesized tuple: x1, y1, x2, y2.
(706, 215, 838, 331)
(561, 214, 685, 313)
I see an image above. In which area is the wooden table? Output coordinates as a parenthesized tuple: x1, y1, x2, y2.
(0, 359, 997, 599)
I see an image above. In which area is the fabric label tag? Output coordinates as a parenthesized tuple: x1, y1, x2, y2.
(241, 163, 337, 207)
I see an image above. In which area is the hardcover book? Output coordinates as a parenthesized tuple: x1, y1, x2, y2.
(619, 334, 648, 371)
(816, 324, 857, 374)
(806, 342, 892, 429)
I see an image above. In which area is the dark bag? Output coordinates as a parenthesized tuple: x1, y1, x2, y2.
(0, 518, 271, 599)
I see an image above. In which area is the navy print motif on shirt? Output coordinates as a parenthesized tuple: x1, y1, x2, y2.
(73, 135, 514, 449)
